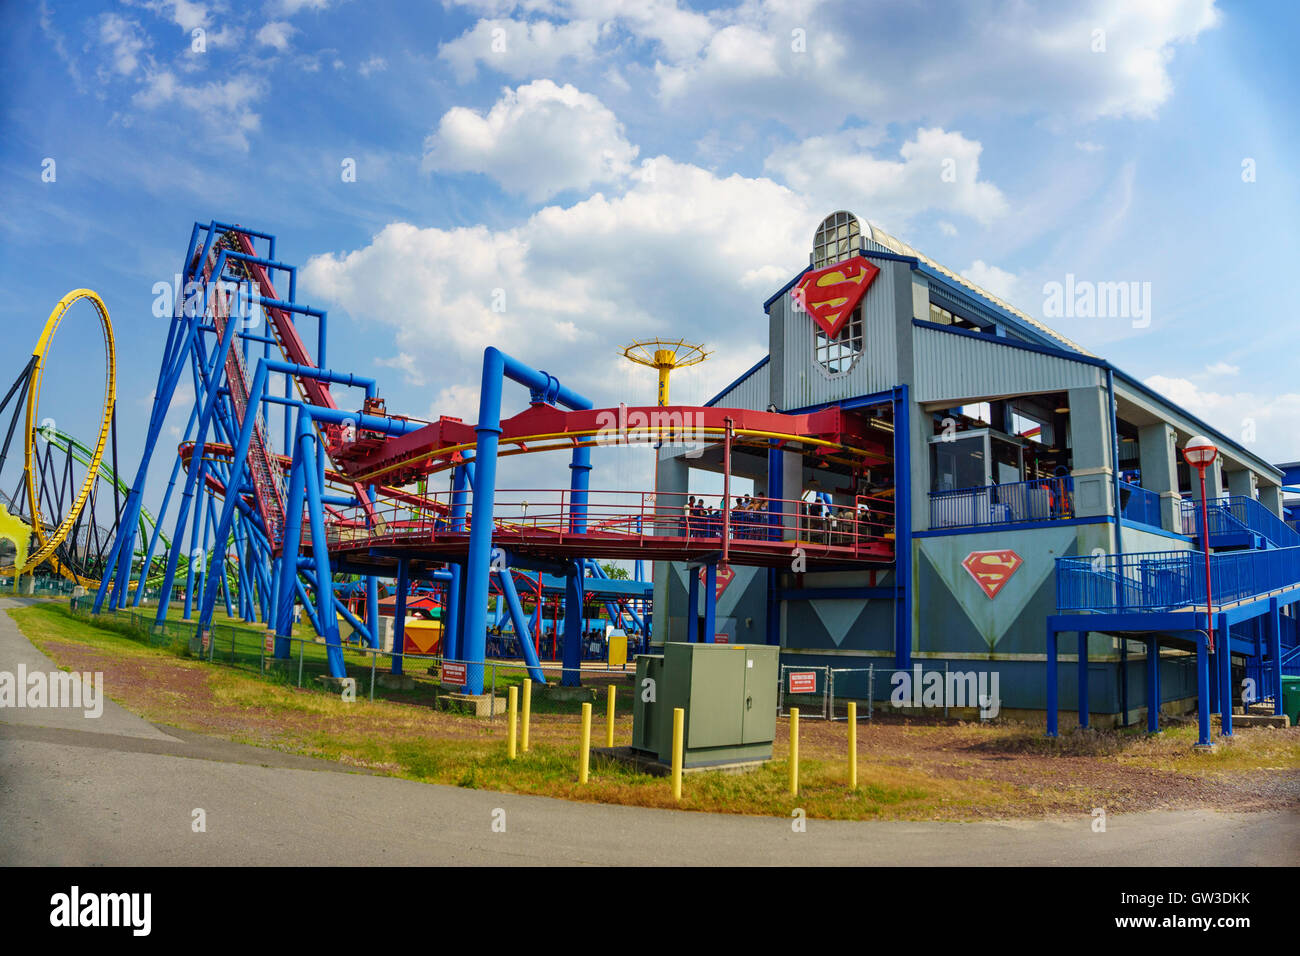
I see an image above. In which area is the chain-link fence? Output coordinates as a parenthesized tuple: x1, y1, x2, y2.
(67, 596, 623, 718)
(778, 664, 829, 718)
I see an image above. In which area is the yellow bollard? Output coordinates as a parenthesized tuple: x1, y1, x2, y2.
(507, 685, 518, 760)
(847, 701, 857, 789)
(605, 683, 616, 748)
(521, 678, 532, 752)
(579, 701, 592, 784)
(671, 707, 684, 801)
(789, 707, 800, 796)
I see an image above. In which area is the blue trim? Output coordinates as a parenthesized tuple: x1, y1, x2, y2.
(893, 383, 912, 669)
(918, 264, 1081, 354)
(1118, 517, 1193, 543)
(705, 355, 770, 407)
(780, 389, 895, 416)
(915, 515, 1113, 538)
(762, 265, 811, 313)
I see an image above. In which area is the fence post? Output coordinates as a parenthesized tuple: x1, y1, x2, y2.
(507, 685, 518, 760)
(789, 707, 800, 796)
(297, 638, 304, 687)
(579, 701, 592, 783)
(606, 683, 616, 748)
(847, 701, 857, 789)
(943, 661, 949, 719)
(867, 663, 874, 719)
(370, 649, 376, 701)
(671, 707, 684, 801)
(522, 678, 532, 752)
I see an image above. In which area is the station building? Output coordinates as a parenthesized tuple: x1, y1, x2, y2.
(652, 210, 1291, 723)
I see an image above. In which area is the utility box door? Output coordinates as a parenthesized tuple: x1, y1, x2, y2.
(687, 648, 745, 749)
(741, 646, 779, 744)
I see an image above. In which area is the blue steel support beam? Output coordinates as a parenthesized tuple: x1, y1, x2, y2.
(462, 347, 591, 695)
(687, 568, 700, 643)
(893, 385, 912, 669)
(1217, 615, 1233, 737)
(1077, 632, 1089, 729)
(562, 559, 584, 686)
(1146, 637, 1160, 733)
(1046, 628, 1058, 737)
(494, 568, 547, 684)
(703, 563, 717, 642)
(1268, 599, 1283, 717)
(298, 412, 345, 677)
(392, 558, 408, 676)
(1196, 633, 1213, 747)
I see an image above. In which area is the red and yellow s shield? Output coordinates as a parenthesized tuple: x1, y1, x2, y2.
(962, 549, 1023, 599)
(793, 256, 880, 338)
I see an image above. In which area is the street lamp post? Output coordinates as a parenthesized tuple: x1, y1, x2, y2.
(1183, 435, 1226, 747)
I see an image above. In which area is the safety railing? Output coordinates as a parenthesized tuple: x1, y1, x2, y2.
(315, 488, 897, 557)
(1117, 479, 1162, 528)
(929, 476, 1073, 530)
(1180, 495, 1300, 549)
(1056, 544, 1300, 613)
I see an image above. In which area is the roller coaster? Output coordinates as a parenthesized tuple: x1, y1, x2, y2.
(91, 220, 902, 696)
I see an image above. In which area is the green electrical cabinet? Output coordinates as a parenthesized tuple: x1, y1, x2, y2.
(632, 642, 779, 768)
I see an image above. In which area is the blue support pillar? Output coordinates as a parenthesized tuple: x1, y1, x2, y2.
(366, 574, 379, 650)
(495, 569, 547, 685)
(892, 385, 912, 670)
(1217, 614, 1233, 737)
(299, 414, 345, 678)
(445, 563, 462, 661)
(562, 559, 584, 686)
(1077, 631, 1089, 729)
(1268, 599, 1283, 717)
(1046, 628, 1058, 737)
(392, 558, 408, 676)
(1146, 636, 1160, 733)
(1196, 632, 1213, 747)
(687, 567, 700, 643)
(703, 563, 717, 642)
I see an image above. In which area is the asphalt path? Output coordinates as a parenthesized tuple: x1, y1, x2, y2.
(1, 599, 1295, 866)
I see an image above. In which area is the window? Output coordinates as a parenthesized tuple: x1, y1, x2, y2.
(929, 303, 983, 332)
(814, 306, 863, 374)
(812, 211, 861, 270)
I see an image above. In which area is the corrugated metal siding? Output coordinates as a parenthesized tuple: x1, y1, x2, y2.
(914, 325, 1101, 404)
(778, 263, 899, 409)
(711, 360, 770, 411)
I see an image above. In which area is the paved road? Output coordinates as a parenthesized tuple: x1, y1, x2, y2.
(1, 600, 1296, 866)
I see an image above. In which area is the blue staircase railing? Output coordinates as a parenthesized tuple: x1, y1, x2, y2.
(1057, 545, 1300, 613)
(1180, 495, 1300, 549)
(1117, 479, 1161, 527)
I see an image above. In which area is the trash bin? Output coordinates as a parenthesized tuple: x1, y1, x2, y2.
(1282, 675, 1300, 726)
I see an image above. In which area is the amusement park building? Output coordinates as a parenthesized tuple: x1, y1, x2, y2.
(652, 210, 1289, 723)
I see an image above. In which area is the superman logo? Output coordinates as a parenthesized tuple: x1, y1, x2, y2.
(793, 255, 880, 338)
(962, 549, 1023, 599)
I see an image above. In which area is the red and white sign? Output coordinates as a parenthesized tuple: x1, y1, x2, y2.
(793, 255, 880, 338)
(714, 634, 730, 644)
(962, 549, 1023, 599)
(698, 564, 735, 599)
(441, 661, 468, 685)
(788, 671, 818, 694)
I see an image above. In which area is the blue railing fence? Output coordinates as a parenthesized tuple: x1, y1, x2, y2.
(929, 476, 1073, 529)
(1180, 495, 1300, 549)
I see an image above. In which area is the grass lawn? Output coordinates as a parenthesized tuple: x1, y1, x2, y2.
(10, 602, 1299, 821)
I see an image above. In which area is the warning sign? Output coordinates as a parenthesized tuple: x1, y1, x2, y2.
(788, 671, 818, 694)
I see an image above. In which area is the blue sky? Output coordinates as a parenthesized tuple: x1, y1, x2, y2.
(2, 0, 1298, 515)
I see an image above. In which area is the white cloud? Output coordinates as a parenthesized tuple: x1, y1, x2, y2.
(444, 0, 1220, 127)
(358, 55, 388, 76)
(938, 221, 958, 237)
(376, 353, 427, 387)
(1205, 361, 1239, 376)
(423, 80, 637, 201)
(962, 261, 1021, 303)
(98, 14, 149, 77)
(439, 18, 600, 82)
(256, 21, 295, 52)
(1143, 375, 1296, 462)
(765, 127, 1008, 231)
(133, 71, 267, 151)
(302, 157, 810, 415)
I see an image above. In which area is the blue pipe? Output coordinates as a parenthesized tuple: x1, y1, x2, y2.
(494, 568, 547, 684)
